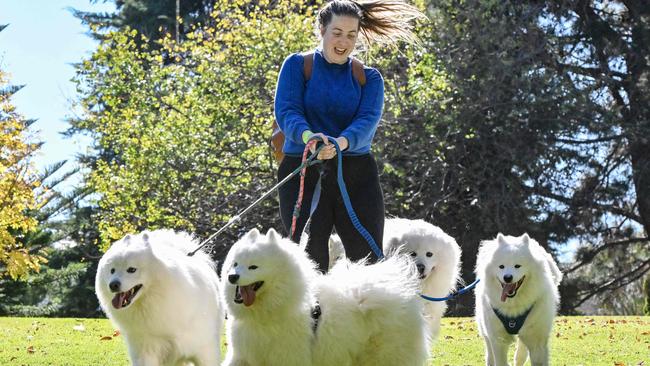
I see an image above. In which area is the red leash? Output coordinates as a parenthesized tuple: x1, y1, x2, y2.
(290, 140, 317, 240)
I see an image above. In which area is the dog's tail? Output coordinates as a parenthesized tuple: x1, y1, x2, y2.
(328, 255, 421, 313)
(328, 256, 430, 363)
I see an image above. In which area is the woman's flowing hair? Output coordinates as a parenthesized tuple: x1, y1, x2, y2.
(316, 0, 427, 48)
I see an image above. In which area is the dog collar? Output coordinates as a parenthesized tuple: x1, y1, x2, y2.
(492, 305, 533, 335)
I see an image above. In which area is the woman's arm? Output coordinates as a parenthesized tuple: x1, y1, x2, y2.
(274, 54, 311, 145)
(339, 68, 384, 152)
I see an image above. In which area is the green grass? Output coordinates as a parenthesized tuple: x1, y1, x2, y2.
(0, 316, 647, 365)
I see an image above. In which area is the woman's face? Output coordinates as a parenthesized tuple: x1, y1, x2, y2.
(320, 15, 359, 64)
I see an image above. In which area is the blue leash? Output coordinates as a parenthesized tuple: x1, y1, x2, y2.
(419, 278, 481, 302)
(317, 136, 479, 302)
(328, 138, 384, 260)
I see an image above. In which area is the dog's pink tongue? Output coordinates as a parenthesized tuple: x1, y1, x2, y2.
(112, 292, 126, 309)
(501, 283, 517, 302)
(240, 285, 256, 307)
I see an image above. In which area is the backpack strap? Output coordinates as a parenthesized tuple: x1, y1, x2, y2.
(302, 52, 366, 86)
(303, 51, 314, 81)
(351, 58, 366, 86)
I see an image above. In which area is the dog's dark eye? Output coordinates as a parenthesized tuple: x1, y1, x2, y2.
(410, 252, 417, 257)
(248, 265, 258, 270)
(499, 265, 505, 269)
(127, 267, 137, 273)
(234, 262, 238, 267)
(110, 268, 115, 274)
(426, 252, 433, 257)
(514, 264, 521, 269)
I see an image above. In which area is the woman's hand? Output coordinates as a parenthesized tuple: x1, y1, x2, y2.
(307, 134, 349, 160)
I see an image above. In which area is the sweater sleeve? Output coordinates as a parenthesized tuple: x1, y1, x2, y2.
(274, 54, 311, 145)
(340, 68, 384, 152)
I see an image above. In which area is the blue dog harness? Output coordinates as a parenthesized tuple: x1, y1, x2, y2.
(492, 306, 533, 335)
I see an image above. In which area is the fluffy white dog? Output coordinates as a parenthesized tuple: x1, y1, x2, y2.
(221, 228, 429, 366)
(474, 233, 562, 366)
(382, 218, 462, 340)
(95, 230, 223, 366)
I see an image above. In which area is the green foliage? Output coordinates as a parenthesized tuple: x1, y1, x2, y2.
(71, 0, 318, 254)
(374, 0, 650, 314)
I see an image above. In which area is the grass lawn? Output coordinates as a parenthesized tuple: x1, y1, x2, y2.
(0, 316, 647, 365)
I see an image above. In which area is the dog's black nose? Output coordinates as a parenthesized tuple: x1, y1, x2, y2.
(228, 274, 240, 284)
(416, 264, 425, 275)
(503, 274, 513, 283)
(109, 280, 121, 292)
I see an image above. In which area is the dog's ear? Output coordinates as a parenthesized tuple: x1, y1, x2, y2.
(117, 233, 134, 247)
(496, 233, 507, 246)
(244, 228, 261, 243)
(521, 233, 531, 246)
(141, 232, 154, 251)
(266, 228, 280, 244)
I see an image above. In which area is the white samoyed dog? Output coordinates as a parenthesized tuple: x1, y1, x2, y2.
(474, 233, 562, 366)
(382, 218, 462, 340)
(221, 228, 430, 366)
(95, 230, 224, 366)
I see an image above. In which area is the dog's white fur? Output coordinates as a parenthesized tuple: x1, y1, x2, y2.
(96, 230, 223, 366)
(474, 233, 562, 366)
(221, 228, 430, 366)
(382, 218, 462, 340)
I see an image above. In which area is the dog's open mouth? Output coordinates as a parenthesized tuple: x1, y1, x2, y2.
(234, 281, 264, 307)
(112, 284, 143, 309)
(420, 266, 434, 280)
(500, 276, 525, 302)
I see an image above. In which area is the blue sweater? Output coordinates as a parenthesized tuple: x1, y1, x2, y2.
(274, 49, 384, 156)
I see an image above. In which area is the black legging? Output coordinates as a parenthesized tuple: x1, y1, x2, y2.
(277, 154, 384, 273)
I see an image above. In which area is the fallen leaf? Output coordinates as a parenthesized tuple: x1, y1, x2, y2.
(27, 346, 35, 354)
(100, 336, 112, 341)
(113, 330, 121, 337)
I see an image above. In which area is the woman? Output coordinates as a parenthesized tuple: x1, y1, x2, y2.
(274, 0, 425, 273)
